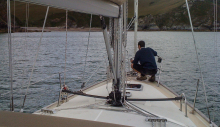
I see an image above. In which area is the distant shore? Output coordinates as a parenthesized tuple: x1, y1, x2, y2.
(0, 27, 217, 33)
(0, 27, 103, 33)
(27, 27, 103, 32)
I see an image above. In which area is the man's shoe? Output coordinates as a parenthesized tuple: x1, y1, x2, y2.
(149, 75, 155, 82)
(136, 75, 147, 81)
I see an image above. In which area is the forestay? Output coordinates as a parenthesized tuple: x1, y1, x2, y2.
(18, 0, 126, 17)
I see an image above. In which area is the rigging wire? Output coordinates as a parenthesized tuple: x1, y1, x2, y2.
(13, 0, 15, 33)
(19, 3, 29, 111)
(216, 0, 218, 34)
(7, 0, 14, 111)
(64, 10, 68, 85)
(211, 0, 219, 122)
(213, 0, 218, 122)
(82, 14, 92, 83)
(26, 3, 29, 34)
(0, 63, 86, 97)
(213, 0, 217, 79)
(84, 63, 103, 86)
(20, 64, 85, 94)
(212, 94, 217, 121)
(88, 75, 106, 88)
(21, 6, 50, 111)
(213, 0, 216, 33)
(185, 0, 211, 123)
(204, 83, 220, 96)
(104, 55, 110, 94)
(122, 1, 128, 101)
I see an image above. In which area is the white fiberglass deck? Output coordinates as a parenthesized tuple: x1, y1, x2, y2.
(35, 78, 210, 127)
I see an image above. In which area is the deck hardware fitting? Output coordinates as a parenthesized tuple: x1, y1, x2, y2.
(57, 73, 63, 106)
(180, 93, 187, 117)
(57, 73, 68, 107)
(157, 56, 163, 87)
(190, 79, 199, 114)
(126, 84, 143, 91)
(146, 117, 167, 127)
(41, 108, 56, 114)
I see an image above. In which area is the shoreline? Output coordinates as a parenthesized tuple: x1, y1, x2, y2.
(0, 27, 217, 33)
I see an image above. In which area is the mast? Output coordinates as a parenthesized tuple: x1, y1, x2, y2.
(100, 2, 126, 106)
(100, 16, 117, 85)
(116, 5, 123, 90)
(134, 0, 138, 54)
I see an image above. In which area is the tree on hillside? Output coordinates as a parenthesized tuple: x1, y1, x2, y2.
(0, 0, 7, 29)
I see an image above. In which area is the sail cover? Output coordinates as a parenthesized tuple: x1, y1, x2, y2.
(18, 0, 125, 17)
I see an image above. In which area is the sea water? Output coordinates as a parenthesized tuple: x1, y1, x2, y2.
(0, 31, 220, 125)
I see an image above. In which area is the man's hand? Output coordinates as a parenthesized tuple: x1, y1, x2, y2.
(130, 58, 133, 63)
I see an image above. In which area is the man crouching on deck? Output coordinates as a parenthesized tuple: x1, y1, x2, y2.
(130, 40, 158, 81)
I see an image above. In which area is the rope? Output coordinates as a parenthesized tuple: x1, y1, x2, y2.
(0, 91, 10, 97)
(88, 75, 106, 88)
(109, 18, 113, 47)
(64, 10, 68, 85)
(127, 97, 182, 101)
(57, 101, 105, 111)
(122, 1, 128, 100)
(127, 15, 136, 30)
(204, 83, 220, 96)
(82, 14, 92, 83)
(1, 64, 86, 97)
(103, 55, 110, 94)
(84, 62, 103, 86)
(185, 0, 211, 122)
(62, 90, 107, 99)
(26, 64, 85, 87)
(84, 57, 107, 87)
(21, 6, 50, 111)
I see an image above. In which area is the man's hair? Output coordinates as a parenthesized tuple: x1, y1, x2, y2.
(138, 41, 145, 47)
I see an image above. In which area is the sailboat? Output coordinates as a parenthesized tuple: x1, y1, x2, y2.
(1, 0, 219, 127)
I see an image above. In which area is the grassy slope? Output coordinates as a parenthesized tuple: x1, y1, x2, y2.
(11, 1, 103, 27)
(128, 0, 185, 17)
(11, 1, 65, 26)
(11, 0, 186, 26)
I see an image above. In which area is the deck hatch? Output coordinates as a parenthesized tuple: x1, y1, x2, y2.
(126, 84, 143, 91)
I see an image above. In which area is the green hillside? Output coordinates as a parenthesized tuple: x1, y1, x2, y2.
(10, 0, 186, 27)
(0, 0, 7, 31)
(10, 1, 102, 27)
(128, 0, 185, 17)
(1, 0, 219, 30)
